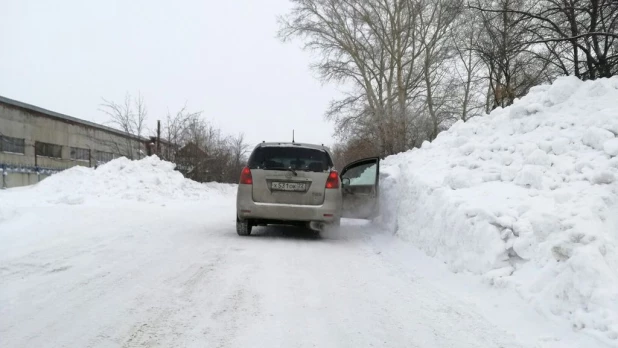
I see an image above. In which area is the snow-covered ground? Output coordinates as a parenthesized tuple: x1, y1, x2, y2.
(0, 156, 613, 347)
(2, 77, 617, 347)
(379, 76, 618, 344)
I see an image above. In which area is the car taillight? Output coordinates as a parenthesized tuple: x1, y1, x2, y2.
(325, 170, 339, 189)
(239, 167, 253, 185)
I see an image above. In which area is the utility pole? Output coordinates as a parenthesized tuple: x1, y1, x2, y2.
(1, 165, 6, 189)
(157, 120, 161, 155)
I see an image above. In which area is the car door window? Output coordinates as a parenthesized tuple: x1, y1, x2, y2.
(342, 162, 377, 186)
(341, 157, 379, 219)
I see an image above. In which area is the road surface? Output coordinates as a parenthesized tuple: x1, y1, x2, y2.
(0, 200, 609, 348)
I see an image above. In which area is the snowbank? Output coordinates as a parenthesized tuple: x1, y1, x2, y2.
(380, 76, 618, 341)
(0, 156, 236, 206)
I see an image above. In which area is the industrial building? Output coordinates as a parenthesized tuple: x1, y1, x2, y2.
(0, 95, 157, 188)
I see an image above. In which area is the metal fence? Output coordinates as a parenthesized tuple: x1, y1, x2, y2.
(1, 160, 76, 189)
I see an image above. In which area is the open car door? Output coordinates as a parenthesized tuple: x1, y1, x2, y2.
(340, 157, 380, 219)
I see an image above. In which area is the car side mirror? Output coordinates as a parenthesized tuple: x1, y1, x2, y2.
(342, 177, 351, 186)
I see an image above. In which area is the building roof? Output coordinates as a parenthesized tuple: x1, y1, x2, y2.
(0, 95, 148, 142)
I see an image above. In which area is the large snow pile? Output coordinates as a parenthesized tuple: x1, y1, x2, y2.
(1, 156, 236, 206)
(379, 76, 618, 341)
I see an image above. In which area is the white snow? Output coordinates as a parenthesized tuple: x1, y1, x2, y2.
(551, 137, 570, 155)
(583, 127, 615, 151)
(379, 76, 618, 343)
(1, 155, 612, 347)
(605, 138, 618, 157)
(23, 155, 236, 205)
(514, 165, 545, 189)
(444, 167, 482, 189)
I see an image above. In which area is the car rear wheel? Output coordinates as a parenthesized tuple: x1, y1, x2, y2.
(236, 218, 252, 236)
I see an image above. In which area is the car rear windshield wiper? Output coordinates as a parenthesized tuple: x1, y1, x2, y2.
(264, 167, 298, 176)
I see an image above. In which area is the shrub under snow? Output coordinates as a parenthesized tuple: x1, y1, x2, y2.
(379, 76, 618, 341)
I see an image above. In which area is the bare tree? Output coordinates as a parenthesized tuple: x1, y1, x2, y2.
(165, 113, 249, 183)
(174, 116, 212, 182)
(417, 0, 464, 137)
(227, 133, 250, 181)
(134, 93, 148, 158)
(470, 0, 618, 79)
(162, 104, 202, 161)
(331, 137, 380, 171)
(98, 95, 249, 183)
(450, 10, 487, 121)
(99, 92, 148, 159)
(470, 0, 554, 110)
(279, 0, 464, 156)
(280, 0, 407, 156)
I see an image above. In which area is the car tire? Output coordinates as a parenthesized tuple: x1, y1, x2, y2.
(236, 218, 252, 236)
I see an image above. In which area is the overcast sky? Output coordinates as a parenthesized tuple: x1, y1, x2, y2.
(0, 0, 340, 148)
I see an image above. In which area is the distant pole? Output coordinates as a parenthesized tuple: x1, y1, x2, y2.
(157, 120, 161, 155)
(292, 129, 295, 143)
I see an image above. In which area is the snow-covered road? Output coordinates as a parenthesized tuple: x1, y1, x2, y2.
(0, 196, 609, 348)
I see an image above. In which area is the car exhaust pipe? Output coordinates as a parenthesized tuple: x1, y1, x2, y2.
(309, 221, 325, 231)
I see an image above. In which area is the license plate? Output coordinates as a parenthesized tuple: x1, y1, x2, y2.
(271, 182, 307, 191)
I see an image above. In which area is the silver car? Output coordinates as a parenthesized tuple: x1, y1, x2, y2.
(236, 142, 380, 236)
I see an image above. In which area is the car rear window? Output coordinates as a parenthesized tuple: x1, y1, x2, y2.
(248, 146, 333, 172)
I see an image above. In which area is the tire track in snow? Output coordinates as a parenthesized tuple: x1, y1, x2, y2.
(119, 244, 261, 348)
(197, 247, 262, 348)
(121, 253, 227, 348)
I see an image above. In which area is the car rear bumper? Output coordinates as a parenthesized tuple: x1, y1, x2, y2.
(236, 185, 341, 223)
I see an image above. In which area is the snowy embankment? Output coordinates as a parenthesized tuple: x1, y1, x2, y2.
(379, 76, 618, 341)
(0, 156, 236, 224)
